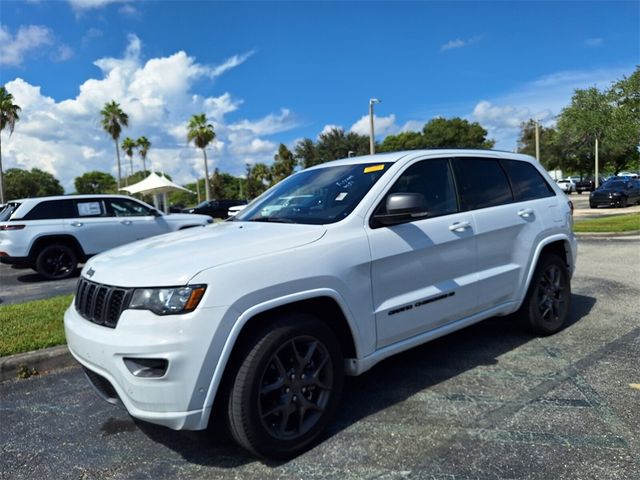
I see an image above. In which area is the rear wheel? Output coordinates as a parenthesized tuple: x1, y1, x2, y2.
(226, 314, 344, 459)
(35, 244, 78, 280)
(519, 254, 571, 336)
(619, 197, 628, 208)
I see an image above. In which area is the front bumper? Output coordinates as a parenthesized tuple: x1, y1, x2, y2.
(64, 300, 229, 430)
(590, 195, 626, 206)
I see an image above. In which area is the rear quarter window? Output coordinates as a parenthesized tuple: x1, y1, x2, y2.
(500, 159, 555, 201)
(23, 200, 75, 220)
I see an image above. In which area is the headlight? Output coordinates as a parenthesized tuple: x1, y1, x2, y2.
(129, 285, 206, 315)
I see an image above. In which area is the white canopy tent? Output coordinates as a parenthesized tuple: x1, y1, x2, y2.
(120, 172, 193, 213)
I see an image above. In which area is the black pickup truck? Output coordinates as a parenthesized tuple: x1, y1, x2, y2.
(575, 177, 605, 194)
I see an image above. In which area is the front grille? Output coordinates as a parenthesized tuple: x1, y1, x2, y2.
(75, 278, 132, 328)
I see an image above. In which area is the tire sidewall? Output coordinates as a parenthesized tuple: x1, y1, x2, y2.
(526, 254, 571, 336)
(36, 244, 77, 280)
(229, 315, 344, 459)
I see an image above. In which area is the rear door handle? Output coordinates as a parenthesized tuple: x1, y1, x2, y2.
(518, 208, 534, 218)
(120, 220, 132, 225)
(70, 222, 83, 227)
(449, 221, 471, 232)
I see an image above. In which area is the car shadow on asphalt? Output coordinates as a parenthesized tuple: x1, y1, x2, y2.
(134, 293, 596, 468)
(16, 268, 81, 283)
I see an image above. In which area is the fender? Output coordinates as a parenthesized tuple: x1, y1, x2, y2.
(196, 288, 362, 428)
(28, 234, 87, 261)
(517, 233, 576, 308)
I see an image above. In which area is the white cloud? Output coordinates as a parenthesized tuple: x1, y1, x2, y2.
(319, 124, 342, 138)
(349, 114, 398, 137)
(0, 24, 53, 66)
(68, 0, 126, 11)
(440, 35, 482, 51)
(585, 37, 604, 47)
(469, 66, 633, 149)
(53, 44, 74, 62)
(118, 4, 138, 16)
(2, 35, 292, 192)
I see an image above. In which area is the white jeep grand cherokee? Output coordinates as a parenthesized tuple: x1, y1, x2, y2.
(0, 194, 212, 279)
(64, 150, 577, 459)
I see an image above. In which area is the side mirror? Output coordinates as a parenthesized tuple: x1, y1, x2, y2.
(373, 193, 428, 227)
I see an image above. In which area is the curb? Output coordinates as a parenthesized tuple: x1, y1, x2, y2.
(0, 345, 75, 382)
(575, 230, 640, 238)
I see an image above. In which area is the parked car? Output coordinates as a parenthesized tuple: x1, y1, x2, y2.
(227, 204, 246, 217)
(65, 150, 576, 459)
(182, 199, 247, 219)
(556, 178, 575, 194)
(589, 179, 640, 208)
(0, 194, 212, 279)
(574, 176, 606, 194)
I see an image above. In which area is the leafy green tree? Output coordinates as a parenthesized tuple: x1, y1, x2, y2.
(421, 117, 494, 149)
(100, 100, 129, 191)
(294, 138, 320, 169)
(517, 120, 563, 171)
(0, 86, 21, 204)
(246, 163, 272, 199)
(378, 131, 423, 152)
(187, 113, 216, 201)
(74, 171, 117, 194)
(5, 168, 63, 199)
(136, 136, 151, 176)
(271, 144, 296, 184)
(606, 67, 640, 173)
(121, 137, 136, 180)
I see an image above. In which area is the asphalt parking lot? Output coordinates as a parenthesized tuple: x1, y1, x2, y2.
(0, 264, 78, 305)
(1, 235, 639, 479)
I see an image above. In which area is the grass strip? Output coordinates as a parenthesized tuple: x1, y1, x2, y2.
(574, 213, 640, 233)
(0, 295, 73, 357)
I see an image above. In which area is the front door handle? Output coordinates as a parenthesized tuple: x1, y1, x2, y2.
(518, 208, 534, 218)
(120, 220, 132, 225)
(449, 221, 471, 232)
(70, 222, 83, 227)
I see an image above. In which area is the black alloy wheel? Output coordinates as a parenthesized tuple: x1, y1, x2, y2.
(35, 244, 78, 280)
(226, 314, 343, 459)
(618, 196, 628, 208)
(519, 253, 571, 336)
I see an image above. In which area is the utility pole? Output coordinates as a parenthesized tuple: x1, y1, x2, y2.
(535, 120, 540, 162)
(369, 98, 381, 155)
(595, 138, 599, 189)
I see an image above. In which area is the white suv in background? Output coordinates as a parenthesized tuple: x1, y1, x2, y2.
(0, 194, 212, 279)
(65, 150, 577, 459)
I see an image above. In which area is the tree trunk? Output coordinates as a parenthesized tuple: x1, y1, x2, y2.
(202, 148, 211, 201)
(115, 139, 122, 190)
(142, 157, 147, 177)
(129, 155, 134, 179)
(0, 133, 4, 204)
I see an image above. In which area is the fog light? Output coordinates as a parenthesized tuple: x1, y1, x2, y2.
(123, 358, 168, 378)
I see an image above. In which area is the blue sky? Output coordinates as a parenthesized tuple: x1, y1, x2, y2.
(1, 0, 638, 191)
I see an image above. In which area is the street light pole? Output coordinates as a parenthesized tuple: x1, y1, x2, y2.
(534, 120, 540, 162)
(369, 98, 380, 155)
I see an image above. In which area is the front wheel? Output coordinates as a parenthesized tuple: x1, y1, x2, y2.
(35, 244, 78, 280)
(519, 254, 571, 336)
(226, 314, 344, 459)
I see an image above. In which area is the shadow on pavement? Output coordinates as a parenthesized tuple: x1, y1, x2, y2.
(16, 268, 80, 283)
(136, 293, 596, 468)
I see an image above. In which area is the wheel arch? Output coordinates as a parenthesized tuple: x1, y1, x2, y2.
(28, 234, 87, 262)
(200, 289, 360, 429)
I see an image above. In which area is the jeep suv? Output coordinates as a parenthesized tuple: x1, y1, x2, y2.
(64, 151, 577, 459)
(0, 194, 212, 279)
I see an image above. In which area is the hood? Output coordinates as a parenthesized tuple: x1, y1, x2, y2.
(83, 221, 326, 287)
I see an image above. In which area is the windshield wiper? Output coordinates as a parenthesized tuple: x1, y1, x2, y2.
(248, 217, 297, 224)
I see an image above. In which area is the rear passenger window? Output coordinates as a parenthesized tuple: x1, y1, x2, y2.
(501, 159, 555, 201)
(76, 200, 106, 217)
(23, 200, 75, 220)
(452, 157, 513, 210)
(378, 158, 458, 218)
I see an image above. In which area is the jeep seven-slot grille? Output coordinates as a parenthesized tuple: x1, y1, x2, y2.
(75, 278, 132, 328)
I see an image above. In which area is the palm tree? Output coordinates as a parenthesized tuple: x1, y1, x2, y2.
(100, 100, 129, 190)
(187, 113, 215, 201)
(136, 136, 151, 176)
(0, 86, 21, 204)
(121, 137, 136, 183)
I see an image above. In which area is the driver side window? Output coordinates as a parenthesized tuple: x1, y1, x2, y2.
(107, 199, 152, 217)
(377, 158, 458, 218)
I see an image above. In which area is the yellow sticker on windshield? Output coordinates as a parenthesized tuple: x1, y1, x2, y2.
(364, 164, 385, 173)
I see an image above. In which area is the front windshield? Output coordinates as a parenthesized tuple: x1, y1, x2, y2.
(235, 163, 391, 225)
(0, 202, 20, 222)
(196, 200, 211, 208)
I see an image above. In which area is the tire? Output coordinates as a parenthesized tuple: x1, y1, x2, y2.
(518, 254, 571, 336)
(577, 191, 582, 195)
(619, 197, 628, 208)
(589, 203, 597, 209)
(35, 243, 78, 280)
(226, 314, 344, 459)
